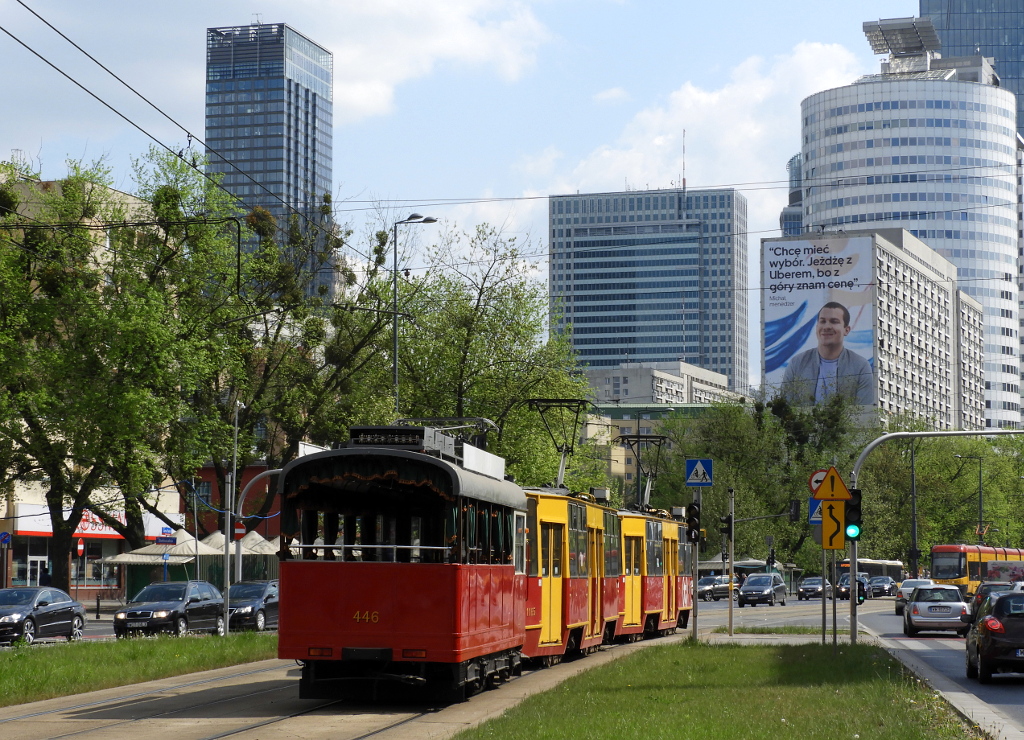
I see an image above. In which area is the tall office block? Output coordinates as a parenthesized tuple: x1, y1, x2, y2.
(921, 0, 1024, 138)
(800, 17, 1021, 427)
(549, 188, 748, 392)
(779, 154, 804, 236)
(205, 23, 335, 295)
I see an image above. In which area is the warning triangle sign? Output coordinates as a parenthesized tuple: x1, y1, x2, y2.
(812, 466, 851, 500)
(686, 461, 711, 485)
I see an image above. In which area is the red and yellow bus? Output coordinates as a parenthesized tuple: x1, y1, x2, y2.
(930, 544, 1024, 596)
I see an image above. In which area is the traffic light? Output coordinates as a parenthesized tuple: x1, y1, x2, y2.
(685, 502, 701, 543)
(845, 488, 863, 540)
(788, 499, 800, 523)
(767, 548, 776, 570)
(719, 514, 733, 537)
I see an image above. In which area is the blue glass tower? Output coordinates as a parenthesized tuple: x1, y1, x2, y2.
(920, 0, 1024, 137)
(205, 23, 335, 295)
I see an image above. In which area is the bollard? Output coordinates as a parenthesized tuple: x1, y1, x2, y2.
(96, 594, 101, 620)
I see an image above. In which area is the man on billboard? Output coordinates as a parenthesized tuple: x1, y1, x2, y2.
(780, 301, 876, 406)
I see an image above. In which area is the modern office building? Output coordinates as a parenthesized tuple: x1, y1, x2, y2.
(585, 361, 738, 406)
(762, 229, 985, 430)
(799, 17, 1021, 427)
(549, 188, 749, 392)
(920, 0, 1024, 138)
(779, 154, 804, 236)
(205, 23, 335, 296)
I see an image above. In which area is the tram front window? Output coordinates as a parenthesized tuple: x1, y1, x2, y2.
(931, 553, 966, 580)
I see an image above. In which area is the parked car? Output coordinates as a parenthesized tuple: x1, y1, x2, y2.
(963, 590, 1024, 683)
(895, 578, 934, 615)
(114, 581, 224, 638)
(837, 573, 871, 601)
(0, 587, 86, 645)
(797, 577, 832, 600)
(869, 576, 897, 597)
(738, 573, 787, 607)
(903, 584, 969, 637)
(972, 582, 1015, 612)
(226, 580, 278, 631)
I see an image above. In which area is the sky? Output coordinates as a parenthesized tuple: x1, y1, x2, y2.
(0, 0, 919, 384)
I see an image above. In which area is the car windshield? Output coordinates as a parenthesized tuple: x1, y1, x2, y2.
(870, 577, 888, 583)
(132, 584, 187, 603)
(745, 576, 771, 587)
(0, 589, 37, 606)
(915, 588, 960, 602)
(227, 584, 265, 600)
(802, 578, 822, 586)
(994, 594, 1024, 618)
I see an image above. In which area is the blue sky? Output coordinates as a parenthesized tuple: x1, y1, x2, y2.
(1, 0, 919, 381)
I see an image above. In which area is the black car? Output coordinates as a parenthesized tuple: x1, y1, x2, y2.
(797, 577, 832, 600)
(869, 576, 897, 597)
(0, 587, 87, 645)
(226, 580, 278, 631)
(972, 582, 1014, 612)
(837, 573, 871, 601)
(114, 581, 224, 638)
(963, 590, 1024, 683)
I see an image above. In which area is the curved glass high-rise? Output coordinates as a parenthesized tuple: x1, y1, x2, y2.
(801, 18, 1021, 427)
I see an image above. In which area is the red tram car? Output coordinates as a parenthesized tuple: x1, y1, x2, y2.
(276, 424, 692, 700)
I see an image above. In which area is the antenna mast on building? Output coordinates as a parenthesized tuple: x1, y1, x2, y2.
(681, 129, 686, 190)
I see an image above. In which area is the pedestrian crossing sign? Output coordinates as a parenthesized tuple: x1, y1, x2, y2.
(685, 459, 713, 487)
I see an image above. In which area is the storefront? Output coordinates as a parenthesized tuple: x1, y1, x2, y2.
(2, 504, 184, 597)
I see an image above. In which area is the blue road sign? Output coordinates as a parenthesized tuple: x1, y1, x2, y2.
(161, 527, 173, 536)
(0, 531, 10, 545)
(808, 497, 823, 524)
(155, 536, 176, 545)
(685, 459, 714, 487)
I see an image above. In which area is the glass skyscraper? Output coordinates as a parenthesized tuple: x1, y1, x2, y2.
(549, 188, 749, 392)
(920, 0, 1024, 137)
(205, 23, 335, 295)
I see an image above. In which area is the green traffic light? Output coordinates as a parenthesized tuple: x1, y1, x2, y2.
(845, 523, 861, 539)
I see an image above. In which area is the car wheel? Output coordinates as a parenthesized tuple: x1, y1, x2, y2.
(957, 628, 969, 638)
(966, 649, 978, 679)
(212, 616, 225, 637)
(769, 593, 775, 607)
(780, 594, 786, 606)
(978, 653, 993, 684)
(903, 619, 917, 637)
(255, 610, 266, 632)
(68, 616, 84, 642)
(798, 595, 804, 601)
(174, 617, 188, 637)
(895, 605, 902, 616)
(20, 618, 36, 645)
(738, 600, 744, 608)
(712, 594, 720, 602)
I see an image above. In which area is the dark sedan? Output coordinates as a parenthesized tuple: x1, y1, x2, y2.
(226, 580, 278, 631)
(114, 581, 224, 638)
(869, 576, 897, 597)
(964, 590, 1024, 683)
(0, 587, 86, 645)
(797, 577, 832, 600)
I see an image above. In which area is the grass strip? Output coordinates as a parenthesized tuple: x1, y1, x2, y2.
(455, 641, 982, 740)
(711, 625, 850, 634)
(0, 633, 277, 708)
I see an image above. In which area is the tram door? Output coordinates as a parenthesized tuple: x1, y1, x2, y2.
(540, 522, 564, 644)
(588, 526, 603, 639)
(623, 536, 644, 626)
(664, 538, 677, 620)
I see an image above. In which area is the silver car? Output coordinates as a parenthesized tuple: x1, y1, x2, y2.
(903, 584, 969, 637)
(738, 573, 787, 607)
(895, 578, 933, 615)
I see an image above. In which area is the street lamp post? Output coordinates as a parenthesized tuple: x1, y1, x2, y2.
(223, 400, 244, 636)
(954, 454, 984, 544)
(392, 214, 436, 416)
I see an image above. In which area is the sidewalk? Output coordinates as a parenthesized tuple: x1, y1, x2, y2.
(86, 598, 125, 621)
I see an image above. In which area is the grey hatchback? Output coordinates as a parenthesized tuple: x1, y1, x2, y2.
(738, 573, 787, 607)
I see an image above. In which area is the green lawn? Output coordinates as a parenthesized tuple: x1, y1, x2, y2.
(455, 641, 982, 740)
(0, 633, 277, 707)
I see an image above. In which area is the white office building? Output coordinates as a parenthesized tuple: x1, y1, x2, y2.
(799, 17, 1021, 427)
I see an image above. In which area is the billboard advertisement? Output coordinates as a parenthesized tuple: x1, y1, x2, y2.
(762, 236, 876, 407)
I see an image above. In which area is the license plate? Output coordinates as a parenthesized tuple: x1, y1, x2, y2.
(928, 606, 950, 613)
(127, 621, 148, 628)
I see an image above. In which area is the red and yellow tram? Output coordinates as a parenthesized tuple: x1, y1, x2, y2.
(276, 424, 693, 699)
(931, 544, 1024, 596)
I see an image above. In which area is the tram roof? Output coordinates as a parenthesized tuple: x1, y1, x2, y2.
(278, 446, 528, 510)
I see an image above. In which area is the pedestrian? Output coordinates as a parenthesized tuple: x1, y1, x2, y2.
(39, 567, 51, 586)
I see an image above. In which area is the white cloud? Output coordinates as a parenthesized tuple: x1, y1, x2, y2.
(593, 87, 630, 104)
(514, 145, 564, 177)
(553, 42, 866, 241)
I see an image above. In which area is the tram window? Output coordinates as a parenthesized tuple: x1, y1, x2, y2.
(552, 524, 563, 577)
(410, 516, 422, 563)
(969, 559, 982, 583)
(465, 502, 477, 562)
(646, 522, 663, 576)
(514, 513, 527, 574)
(445, 503, 460, 564)
(604, 512, 621, 577)
(568, 503, 588, 578)
(478, 506, 491, 563)
(931, 552, 966, 580)
(625, 536, 643, 576)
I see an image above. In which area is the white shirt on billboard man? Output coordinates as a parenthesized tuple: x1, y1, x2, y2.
(780, 301, 876, 406)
